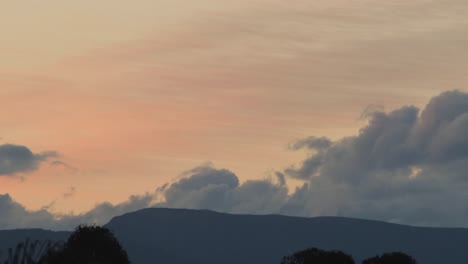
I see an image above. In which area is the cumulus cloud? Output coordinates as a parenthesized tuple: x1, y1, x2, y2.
(283, 90, 468, 226)
(57, 193, 154, 229)
(0, 166, 287, 230)
(0, 193, 154, 231)
(158, 166, 288, 214)
(0, 194, 57, 229)
(0, 144, 58, 176)
(2, 90, 468, 229)
(156, 90, 468, 226)
(287, 91, 468, 179)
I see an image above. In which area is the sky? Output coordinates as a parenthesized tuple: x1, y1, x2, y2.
(2, 0, 468, 230)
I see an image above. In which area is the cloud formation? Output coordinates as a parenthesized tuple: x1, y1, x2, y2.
(0, 193, 155, 230)
(0, 166, 286, 230)
(0, 144, 57, 176)
(143, 90, 468, 226)
(0, 194, 57, 229)
(283, 90, 468, 226)
(2, 91, 468, 229)
(158, 166, 288, 214)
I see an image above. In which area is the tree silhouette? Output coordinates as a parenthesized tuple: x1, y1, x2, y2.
(362, 252, 417, 264)
(281, 247, 355, 264)
(39, 225, 130, 264)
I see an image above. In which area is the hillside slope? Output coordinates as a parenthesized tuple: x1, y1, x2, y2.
(2, 209, 467, 263)
(105, 208, 468, 264)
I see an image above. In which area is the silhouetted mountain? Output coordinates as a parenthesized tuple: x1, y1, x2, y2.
(104, 208, 468, 264)
(3, 208, 468, 264)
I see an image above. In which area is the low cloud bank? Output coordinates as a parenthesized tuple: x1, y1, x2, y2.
(2, 90, 468, 230)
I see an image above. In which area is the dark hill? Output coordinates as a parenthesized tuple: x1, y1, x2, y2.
(2, 208, 468, 263)
(105, 208, 468, 264)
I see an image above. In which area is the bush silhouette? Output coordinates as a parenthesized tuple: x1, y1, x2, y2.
(281, 247, 355, 264)
(362, 252, 417, 264)
(0, 239, 62, 264)
(39, 225, 129, 264)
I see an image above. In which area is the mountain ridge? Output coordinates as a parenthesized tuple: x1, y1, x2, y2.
(105, 208, 468, 264)
(2, 208, 468, 264)
(107, 207, 468, 231)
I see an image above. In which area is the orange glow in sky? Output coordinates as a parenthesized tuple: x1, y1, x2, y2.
(1, 0, 467, 214)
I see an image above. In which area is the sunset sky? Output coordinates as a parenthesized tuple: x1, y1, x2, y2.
(2, 0, 468, 229)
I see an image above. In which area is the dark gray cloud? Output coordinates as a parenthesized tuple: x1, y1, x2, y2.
(286, 91, 468, 180)
(0, 194, 57, 229)
(282, 90, 468, 226)
(0, 192, 154, 230)
(0, 165, 287, 230)
(2, 90, 468, 229)
(288, 136, 332, 151)
(0, 144, 58, 176)
(286, 137, 332, 180)
(59, 194, 154, 228)
(159, 166, 288, 214)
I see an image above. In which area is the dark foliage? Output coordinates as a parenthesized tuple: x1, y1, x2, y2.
(362, 252, 417, 264)
(0, 239, 62, 264)
(39, 225, 129, 264)
(281, 247, 355, 264)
